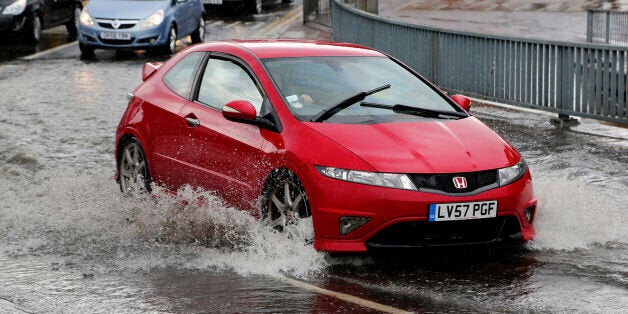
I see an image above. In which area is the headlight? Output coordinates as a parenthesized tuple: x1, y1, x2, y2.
(498, 160, 527, 186)
(316, 166, 417, 191)
(2, 0, 26, 15)
(141, 9, 164, 28)
(79, 8, 93, 26)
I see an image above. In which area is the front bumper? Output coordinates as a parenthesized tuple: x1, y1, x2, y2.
(305, 166, 537, 253)
(78, 23, 168, 50)
(0, 14, 29, 36)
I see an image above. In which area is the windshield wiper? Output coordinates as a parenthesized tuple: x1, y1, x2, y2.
(360, 102, 468, 119)
(310, 84, 391, 122)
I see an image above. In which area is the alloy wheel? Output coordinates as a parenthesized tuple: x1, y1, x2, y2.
(263, 171, 311, 232)
(118, 140, 151, 195)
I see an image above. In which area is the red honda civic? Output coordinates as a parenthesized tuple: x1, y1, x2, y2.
(115, 40, 537, 253)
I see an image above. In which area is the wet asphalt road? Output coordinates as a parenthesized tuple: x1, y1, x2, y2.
(1, 2, 627, 313)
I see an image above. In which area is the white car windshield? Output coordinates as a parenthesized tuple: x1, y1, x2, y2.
(263, 56, 464, 123)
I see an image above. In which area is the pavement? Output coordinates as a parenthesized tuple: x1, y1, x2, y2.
(290, 0, 628, 43)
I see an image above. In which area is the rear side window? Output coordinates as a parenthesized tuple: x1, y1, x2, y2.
(163, 52, 203, 98)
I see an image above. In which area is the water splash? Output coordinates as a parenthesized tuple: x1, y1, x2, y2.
(530, 176, 627, 251)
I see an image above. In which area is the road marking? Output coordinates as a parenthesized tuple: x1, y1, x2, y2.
(225, 21, 242, 29)
(21, 41, 78, 60)
(281, 276, 413, 314)
(208, 20, 224, 27)
(252, 4, 302, 38)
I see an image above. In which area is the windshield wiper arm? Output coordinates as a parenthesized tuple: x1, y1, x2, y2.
(310, 84, 391, 122)
(360, 102, 468, 119)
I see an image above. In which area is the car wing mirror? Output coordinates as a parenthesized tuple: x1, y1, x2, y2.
(451, 94, 471, 111)
(222, 100, 258, 121)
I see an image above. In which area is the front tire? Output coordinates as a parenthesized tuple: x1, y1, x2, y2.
(261, 169, 312, 234)
(66, 6, 81, 40)
(79, 42, 95, 58)
(118, 138, 152, 195)
(26, 14, 42, 43)
(161, 26, 177, 55)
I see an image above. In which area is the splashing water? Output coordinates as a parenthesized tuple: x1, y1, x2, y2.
(529, 175, 627, 251)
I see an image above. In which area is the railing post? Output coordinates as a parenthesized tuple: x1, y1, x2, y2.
(606, 11, 611, 44)
(587, 10, 593, 43)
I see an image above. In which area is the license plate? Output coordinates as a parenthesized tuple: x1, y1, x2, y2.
(101, 32, 131, 40)
(203, 0, 222, 4)
(428, 200, 497, 222)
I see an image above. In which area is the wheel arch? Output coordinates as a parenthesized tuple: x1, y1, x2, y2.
(115, 131, 153, 183)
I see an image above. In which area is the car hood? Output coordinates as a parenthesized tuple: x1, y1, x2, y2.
(86, 0, 168, 20)
(304, 117, 520, 173)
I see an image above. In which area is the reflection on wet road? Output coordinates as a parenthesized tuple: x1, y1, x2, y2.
(0, 3, 627, 313)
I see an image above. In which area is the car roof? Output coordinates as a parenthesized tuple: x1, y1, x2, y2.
(190, 40, 386, 59)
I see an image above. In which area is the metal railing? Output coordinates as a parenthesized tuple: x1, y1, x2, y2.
(587, 10, 628, 46)
(331, 1, 628, 124)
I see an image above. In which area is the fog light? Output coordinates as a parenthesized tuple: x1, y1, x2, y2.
(339, 216, 370, 235)
(524, 206, 535, 223)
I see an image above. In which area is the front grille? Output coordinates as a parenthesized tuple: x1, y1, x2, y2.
(95, 19, 138, 29)
(408, 170, 498, 194)
(99, 38, 134, 45)
(366, 216, 521, 248)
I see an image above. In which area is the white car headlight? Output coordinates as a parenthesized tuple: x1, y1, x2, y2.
(498, 160, 527, 186)
(141, 9, 164, 28)
(2, 0, 26, 15)
(316, 166, 417, 191)
(79, 8, 94, 26)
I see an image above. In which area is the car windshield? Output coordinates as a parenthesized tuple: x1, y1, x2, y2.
(263, 56, 464, 123)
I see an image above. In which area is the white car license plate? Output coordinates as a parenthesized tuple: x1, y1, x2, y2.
(428, 200, 497, 222)
(203, 0, 223, 4)
(101, 32, 131, 40)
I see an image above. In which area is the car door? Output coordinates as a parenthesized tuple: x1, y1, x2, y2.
(177, 56, 275, 210)
(145, 52, 205, 189)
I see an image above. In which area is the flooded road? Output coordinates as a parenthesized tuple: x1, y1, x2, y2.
(1, 4, 627, 314)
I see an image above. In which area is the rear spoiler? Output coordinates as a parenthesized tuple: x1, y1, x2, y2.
(142, 62, 163, 81)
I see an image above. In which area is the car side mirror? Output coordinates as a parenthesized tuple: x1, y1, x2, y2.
(451, 94, 471, 111)
(222, 100, 257, 121)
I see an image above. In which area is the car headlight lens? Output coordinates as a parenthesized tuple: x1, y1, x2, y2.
(141, 9, 164, 28)
(79, 8, 93, 26)
(316, 166, 417, 191)
(2, 0, 26, 15)
(498, 160, 527, 186)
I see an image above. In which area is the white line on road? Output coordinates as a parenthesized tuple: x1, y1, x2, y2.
(281, 276, 413, 314)
(21, 41, 77, 60)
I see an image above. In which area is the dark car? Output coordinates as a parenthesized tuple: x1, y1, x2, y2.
(202, 0, 291, 15)
(0, 0, 82, 42)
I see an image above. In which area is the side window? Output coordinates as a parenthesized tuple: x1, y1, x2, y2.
(163, 52, 203, 98)
(197, 58, 264, 115)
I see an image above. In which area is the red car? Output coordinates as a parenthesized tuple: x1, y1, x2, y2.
(115, 40, 537, 253)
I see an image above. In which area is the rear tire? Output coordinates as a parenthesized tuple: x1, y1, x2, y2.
(247, 0, 262, 15)
(118, 138, 152, 195)
(190, 17, 205, 44)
